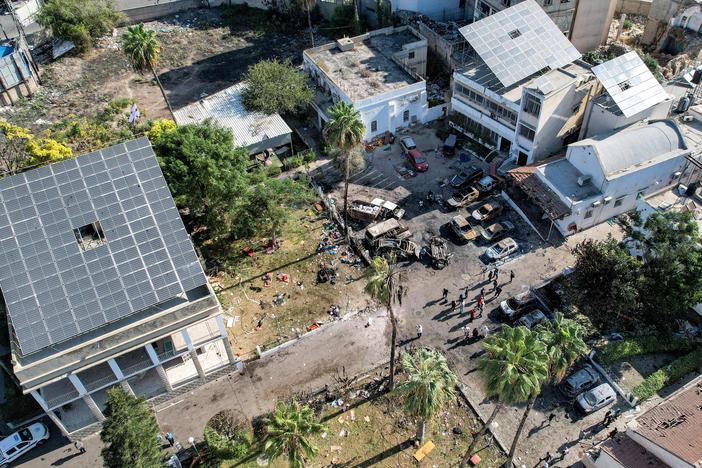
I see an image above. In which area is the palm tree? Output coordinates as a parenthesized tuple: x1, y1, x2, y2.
(303, 0, 315, 47)
(502, 315, 587, 467)
(262, 401, 327, 468)
(460, 326, 549, 468)
(323, 101, 365, 242)
(121, 24, 173, 117)
(397, 348, 458, 444)
(365, 255, 405, 391)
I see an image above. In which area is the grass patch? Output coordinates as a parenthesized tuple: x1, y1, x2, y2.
(631, 348, 702, 401)
(596, 336, 693, 364)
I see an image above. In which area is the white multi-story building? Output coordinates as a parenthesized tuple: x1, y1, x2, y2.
(0, 138, 237, 437)
(450, 1, 597, 165)
(532, 119, 688, 235)
(303, 26, 440, 140)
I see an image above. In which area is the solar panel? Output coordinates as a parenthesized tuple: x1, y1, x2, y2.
(0, 137, 208, 356)
(592, 51, 668, 118)
(458, 0, 581, 88)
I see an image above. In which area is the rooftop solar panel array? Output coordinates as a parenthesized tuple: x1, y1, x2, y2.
(592, 51, 668, 118)
(0, 137, 207, 355)
(458, 0, 580, 88)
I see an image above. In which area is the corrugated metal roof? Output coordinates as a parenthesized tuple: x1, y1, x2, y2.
(631, 379, 702, 466)
(173, 83, 292, 150)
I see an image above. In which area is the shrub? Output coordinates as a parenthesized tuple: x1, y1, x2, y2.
(623, 19, 633, 30)
(631, 348, 702, 401)
(300, 149, 316, 163)
(37, 0, 124, 53)
(283, 155, 305, 170)
(146, 118, 177, 142)
(596, 336, 693, 364)
(203, 410, 251, 460)
(266, 165, 282, 177)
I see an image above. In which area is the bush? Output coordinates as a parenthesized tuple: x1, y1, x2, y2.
(37, 0, 124, 53)
(241, 59, 313, 115)
(623, 19, 633, 30)
(266, 165, 282, 177)
(300, 149, 316, 163)
(203, 410, 251, 461)
(631, 348, 702, 401)
(597, 336, 693, 364)
(283, 154, 305, 170)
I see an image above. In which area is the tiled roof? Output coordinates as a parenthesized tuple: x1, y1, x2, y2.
(599, 433, 666, 467)
(631, 380, 702, 466)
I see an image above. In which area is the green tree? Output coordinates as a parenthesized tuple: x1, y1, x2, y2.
(460, 326, 549, 468)
(37, 0, 123, 53)
(203, 409, 251, 461)
(324, 101, 365, 241)
(152, 122, 250, 236)
(397, 348, 458, 443)
(376, 0, 392, 27)
(638, 212, 702, 328)
(262, 401, 326, 468)
(570, 238, 642, 328)
(365, 255, 406, 391)
(100, 387, 162, 468)
(242, 60, 313, 115)
(0, 121, 72, 175)
(121, 24, 172, 116)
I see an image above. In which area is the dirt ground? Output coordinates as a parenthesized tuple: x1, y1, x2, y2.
(209, 209, 370, 359)
(2, 6, 324, 131)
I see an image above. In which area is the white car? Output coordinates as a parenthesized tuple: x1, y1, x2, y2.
(484, 237, 518, 261)
(499, 291, 535, 319)
(576, 383, 616, 413)
(0, 422, 49, 466)
(400, 137, 417, 154)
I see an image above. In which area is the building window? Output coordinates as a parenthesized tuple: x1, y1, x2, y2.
(522, 93, 542, 116)
(74, 221, 106, 251)
(408, 51, 415, 59)
(584, 209, 593, 219)
(518, 123, 536, 141)
(614, 196, 625, 207)
(508, 29, 521, 39)
(403, 110, 410, 122)
(454, 84, 517, 126)
(371, 120, 378, 132)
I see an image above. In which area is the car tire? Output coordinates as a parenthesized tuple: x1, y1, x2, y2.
(38, 439, 47, 446)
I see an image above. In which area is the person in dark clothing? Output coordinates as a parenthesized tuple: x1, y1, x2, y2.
(492, 279, 498, 290)
(442, 288, 449, 302)
(488, 270, 494, 281)
(494, 286, 503, 298)
(451, 300, 456, 312)
(509, 270, 515, 283)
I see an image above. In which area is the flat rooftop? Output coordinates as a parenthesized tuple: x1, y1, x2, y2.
(456, 56, 589, 102)
(538, 158, 601, 203)
(306, 29, 422, 101)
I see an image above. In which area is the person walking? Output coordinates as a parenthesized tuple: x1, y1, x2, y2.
(165, 432, 175, 447)
(74, 440, 86, 454)
(442, 288, 449, 303)
(493, 268, 499, 281)
(494, 286, 503, 298)
(480, 324, 489, 337)
(470, 308, 478, 321)
(462, 325, 471, 340)
(488, 269, 494, 281)
(451, 300, 456, 312)
(480, 287, 485, 297)
(509, 270, 515, 283)
(416, 324, 423, 339)
(602, 410, 613, 427)
(547, 413, 556, 426)
(492, 279, 498, 291)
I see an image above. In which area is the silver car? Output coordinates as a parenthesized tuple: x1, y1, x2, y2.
(576, 383, 616, 413)
(515, 309, 546, 329)
(560, 365, 600, 398)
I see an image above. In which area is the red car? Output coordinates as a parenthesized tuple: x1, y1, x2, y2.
(406, 149, 428, 172)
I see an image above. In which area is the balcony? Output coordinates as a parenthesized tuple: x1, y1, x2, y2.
(115, 347, 153, 378)
(40, 378, 80, 410)
(76, 361, 117, 393)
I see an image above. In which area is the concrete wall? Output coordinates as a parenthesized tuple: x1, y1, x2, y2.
(116, 0, 273, 23)
(616, 0, 652, 16)
(392, 0, 466, 20)
(582, 97, 673, 139)
(356, 82, 428, 139)
(570, 0, 618, 53)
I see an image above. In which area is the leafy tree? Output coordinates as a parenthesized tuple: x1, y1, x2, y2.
(37, 0, 123, 53)
(204, 410, 251, 461)
(397, 348, 458, 443)
(324, 101, 365, 241)
(328, 146, 365, 175)
(365, 255, 406, 391)
(262, 401, 326, 468)
(146, 118, 177, 141)
(121, 24, 172, 116)
(152, 122, 250, 235)
(100, 386, 162, 468)
(0, 122, 72, 175)
(242, 60, 313, 115)
(238, 179, 316, 242)
(638, 212, 702, 328)
(376, 0, 392, 27)
(537, 313, 588, 382)
(570, 238, 642, 328)
(460, 326, 548, 468)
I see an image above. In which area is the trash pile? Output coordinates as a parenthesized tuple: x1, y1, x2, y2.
(395, 10, 469, 41)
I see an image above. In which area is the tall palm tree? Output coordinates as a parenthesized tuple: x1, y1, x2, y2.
(502, 315, 587, 467)
(303, 0, 315, 47)
(397, 348, 458, 444)
(460, 326, 549, 468)
(323, 101, 365, 242)
(121, 24, 173, 117)
(262, 401, 327, 468)
(365, 255, 405, 391)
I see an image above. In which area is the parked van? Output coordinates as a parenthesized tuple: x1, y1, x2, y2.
(0, 422, 49, 466)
